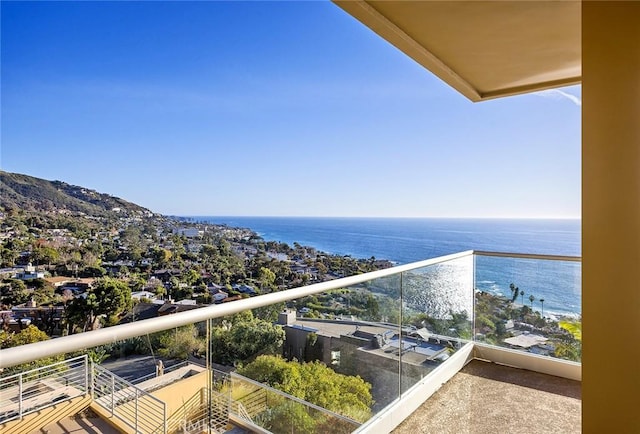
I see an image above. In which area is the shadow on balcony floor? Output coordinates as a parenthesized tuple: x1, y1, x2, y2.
(393, 359, 581, 434)
(38, 413, 118, 434)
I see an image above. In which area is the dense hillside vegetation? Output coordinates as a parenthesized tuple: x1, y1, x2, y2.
(0, 171, 153, 217)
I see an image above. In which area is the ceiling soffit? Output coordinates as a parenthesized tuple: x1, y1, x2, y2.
(334, 1, 581, 102)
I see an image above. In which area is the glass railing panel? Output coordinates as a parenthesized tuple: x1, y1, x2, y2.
(80, 319, 208, 434)
(400, 254, 474, 394)
(474, 253, 581, 362)
(97, 321, 207, 381)
(227, 372, 360, 434)
(227, 274, 401, 428)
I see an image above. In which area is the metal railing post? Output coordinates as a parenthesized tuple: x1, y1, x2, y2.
(90, 360, 95, 398)
(227, 377, 232, 420)
(135, 388, 139, 433)
(472, 253, 477, 343)
(163, 401, 168, 434)
(84, 355, 89, 395)
(398, 271, 403, 399)
(111, 375, 115, 416)
(18, 373, 23, 419)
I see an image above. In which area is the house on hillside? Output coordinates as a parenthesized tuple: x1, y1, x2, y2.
(173, 227, 201, 238)
(11, 301, 65, 335)
(232, 284, 256, 296)
(44, 276, 72, 288)
(211, 291, 228, 304)
(14, 264, 45, 280)
(158, 301, 201, 316)
(131, 291, 158, 301)
(59, 278, 94, 295)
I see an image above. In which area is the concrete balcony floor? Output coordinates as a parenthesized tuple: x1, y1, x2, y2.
(393, 359, 581, 434)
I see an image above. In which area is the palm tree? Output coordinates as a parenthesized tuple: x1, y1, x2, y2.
(529, 294, 535, 308)
(510, 283, 519, 302)
(520, 290, 525, 305)
(539, 298, 545, 316)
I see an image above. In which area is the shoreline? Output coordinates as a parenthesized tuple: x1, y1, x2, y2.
(184, 215, 582, 318)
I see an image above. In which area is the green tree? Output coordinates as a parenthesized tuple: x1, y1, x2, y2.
(66, 277, 132, 332)
(0, 325, 63, 375)
(32, 245, 60, 266)
(559, 319, 582, 341)
(211, 313, 285, 365)
(238, 355, 372, 422)
(258, 266, 276, 291)
(364, 294, 380, 321)
(80, 265, 106, 277)
(509, 283, 519, 302)
(156, 324, 204, 359)
(151, 247, 172, 265)
(0, 324, 49, 347)
(183, 268, 200, 286)
(256, 399, 317, 434)
(237, 353, 303, 392)
(554, 342, 581, 361)
(200, 244, 217, 257)
(32, 283, 56, 305)
(2, 279, 29, 306)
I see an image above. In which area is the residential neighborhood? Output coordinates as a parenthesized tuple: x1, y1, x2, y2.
(0, 191, 392, 340)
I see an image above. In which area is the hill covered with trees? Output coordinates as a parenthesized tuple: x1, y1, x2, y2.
(0, 171, 153, 217)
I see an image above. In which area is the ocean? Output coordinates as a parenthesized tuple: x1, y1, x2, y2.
(189, 217, 581, 317)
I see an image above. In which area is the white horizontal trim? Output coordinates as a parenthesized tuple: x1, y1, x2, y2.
(473, 342, 581, 381)
(473, 250, 581, 262)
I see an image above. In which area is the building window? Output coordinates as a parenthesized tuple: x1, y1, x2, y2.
(331, 350, 340, 366)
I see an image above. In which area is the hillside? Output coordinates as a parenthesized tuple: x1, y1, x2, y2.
(0, 171, 154, 217)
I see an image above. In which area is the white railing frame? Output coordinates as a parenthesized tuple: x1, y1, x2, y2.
(18, 373, 23, 418)
(0, 250, 580, 370)
(0, 355, 88, 423)
(233, 401, 253, 424)
(0, 354, 88, 382)
(0, 251, 475, 369)
(92, 363, 167, 434)
(473, 250, 581, 262)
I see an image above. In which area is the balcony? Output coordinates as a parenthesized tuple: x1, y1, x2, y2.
(394, 359, 580, 434)
(0, 251, 581, 433)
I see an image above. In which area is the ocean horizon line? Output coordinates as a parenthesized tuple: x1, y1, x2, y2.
(179, 215, 581, 221)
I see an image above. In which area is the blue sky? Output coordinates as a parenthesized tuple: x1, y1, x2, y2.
(1, 1, 581, 218)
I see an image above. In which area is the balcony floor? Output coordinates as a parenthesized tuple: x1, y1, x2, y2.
(38, 413, 118, 433)
(393, 359, 581, 434)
